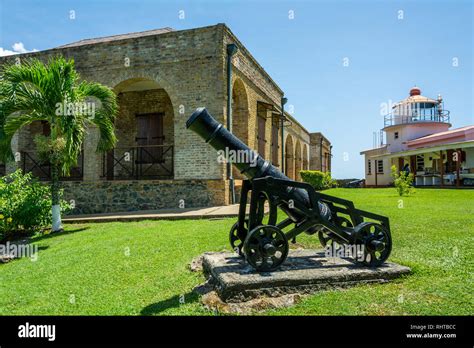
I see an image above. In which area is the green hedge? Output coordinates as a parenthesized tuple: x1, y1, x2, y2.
(300, 170, 337, 191)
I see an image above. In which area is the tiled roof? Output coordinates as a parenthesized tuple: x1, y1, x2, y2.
(57, 27, 175, 48)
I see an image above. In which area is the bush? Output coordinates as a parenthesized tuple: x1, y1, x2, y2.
(0, 170, 70, 242)
(300, 170, 336, 191)
(390, 165, 415, 196)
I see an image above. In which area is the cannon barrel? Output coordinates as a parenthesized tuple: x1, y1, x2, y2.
(186, 107, 330, 223)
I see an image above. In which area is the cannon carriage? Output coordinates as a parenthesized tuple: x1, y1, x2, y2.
(187, 107, 392, 271)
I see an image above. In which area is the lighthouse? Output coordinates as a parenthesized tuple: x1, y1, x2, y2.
(383, 87, 451, 153)
(361, 87, 474, 187)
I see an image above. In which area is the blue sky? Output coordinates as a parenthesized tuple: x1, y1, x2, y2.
(1, 0, 472, 178)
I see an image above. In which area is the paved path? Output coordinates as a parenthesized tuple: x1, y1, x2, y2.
(63, 204, 246, 223)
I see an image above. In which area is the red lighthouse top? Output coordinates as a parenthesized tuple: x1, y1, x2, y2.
(409, 86, 421, 96)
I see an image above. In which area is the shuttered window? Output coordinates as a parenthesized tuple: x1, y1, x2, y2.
(377, 160, 384, 174)
(416, 155, 424, 171)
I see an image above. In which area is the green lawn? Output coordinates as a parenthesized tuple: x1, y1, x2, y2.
(0, 188, 472, 315)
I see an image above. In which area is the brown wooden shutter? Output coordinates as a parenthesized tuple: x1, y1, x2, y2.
(136, 113, 164, 163)
(149, 113, 164, 162)
(136, 115, 148, 146)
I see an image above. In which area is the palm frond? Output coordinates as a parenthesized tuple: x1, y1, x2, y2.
(76, 81, 118, 151)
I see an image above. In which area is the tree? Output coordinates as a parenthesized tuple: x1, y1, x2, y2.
(0, 57, 117, 231)
(391, 165, 415, 196)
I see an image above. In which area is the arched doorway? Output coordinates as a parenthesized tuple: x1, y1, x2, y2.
(232, 78, 249, 180)
(295, 140, 302, 181)
(285, 135, 294, 180)
(106, 78, 175, 180)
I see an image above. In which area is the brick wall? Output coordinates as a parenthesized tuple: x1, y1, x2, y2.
(310, 132, 332, 173)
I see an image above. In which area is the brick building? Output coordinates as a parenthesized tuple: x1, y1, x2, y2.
(309, 132, 332, 173)
(0, 24, 331, 214)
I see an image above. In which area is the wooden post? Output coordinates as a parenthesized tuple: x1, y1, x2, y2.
(456, 149, 461, 187)
(440, 150, 444, 187)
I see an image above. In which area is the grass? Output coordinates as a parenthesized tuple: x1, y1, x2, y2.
(0, 188, 472, 315)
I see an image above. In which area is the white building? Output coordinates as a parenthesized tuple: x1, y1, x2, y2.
(361, 87, 474, 187)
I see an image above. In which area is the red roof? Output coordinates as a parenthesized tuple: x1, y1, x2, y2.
(407, 125, 474, 147)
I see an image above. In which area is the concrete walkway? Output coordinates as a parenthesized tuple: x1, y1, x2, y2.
(63, 204, 246, 223)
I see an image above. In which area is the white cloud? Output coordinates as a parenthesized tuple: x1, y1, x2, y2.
(0, 42, 38, 57)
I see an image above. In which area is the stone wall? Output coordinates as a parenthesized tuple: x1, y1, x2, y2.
(61, 179, 226, 215)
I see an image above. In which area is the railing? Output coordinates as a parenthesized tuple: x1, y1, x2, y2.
(102, 145, 174, 180)
(384, 110, 450, 128)
(21, 151, 84, 181)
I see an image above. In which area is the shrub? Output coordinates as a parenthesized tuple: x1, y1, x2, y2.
(300, 170, 336, 191)
(0, 170, 70, 242)
(391, 165, 415, 196)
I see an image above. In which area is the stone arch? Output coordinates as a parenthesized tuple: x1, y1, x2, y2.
(295, 140, 302, 181)
(108, 69, 179, 110)
(285, 135, 295, 180)
(303, 144, 309, 170)
(231, 78, 250, 180)
(232, 78, 249, 145)
(107, 76, 175, 179)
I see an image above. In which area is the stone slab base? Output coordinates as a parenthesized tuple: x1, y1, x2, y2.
(202, 249, 411, 302)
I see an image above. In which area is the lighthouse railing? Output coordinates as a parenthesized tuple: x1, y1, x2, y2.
(384, 109, 450, 127)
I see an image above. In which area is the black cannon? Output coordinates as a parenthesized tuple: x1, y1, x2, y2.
(187, 107, 392, 271)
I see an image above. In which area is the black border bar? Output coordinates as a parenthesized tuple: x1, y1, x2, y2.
(0, 316, 472, 346)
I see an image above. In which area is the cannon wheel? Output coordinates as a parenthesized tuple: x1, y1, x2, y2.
(229, 219, 249, 256)
(318, 216, 353, 247)
(354, 222, 392, 267)
(243, 225, 289, 272)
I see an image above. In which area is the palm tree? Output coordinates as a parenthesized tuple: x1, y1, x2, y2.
(0, 56, 117, 232)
